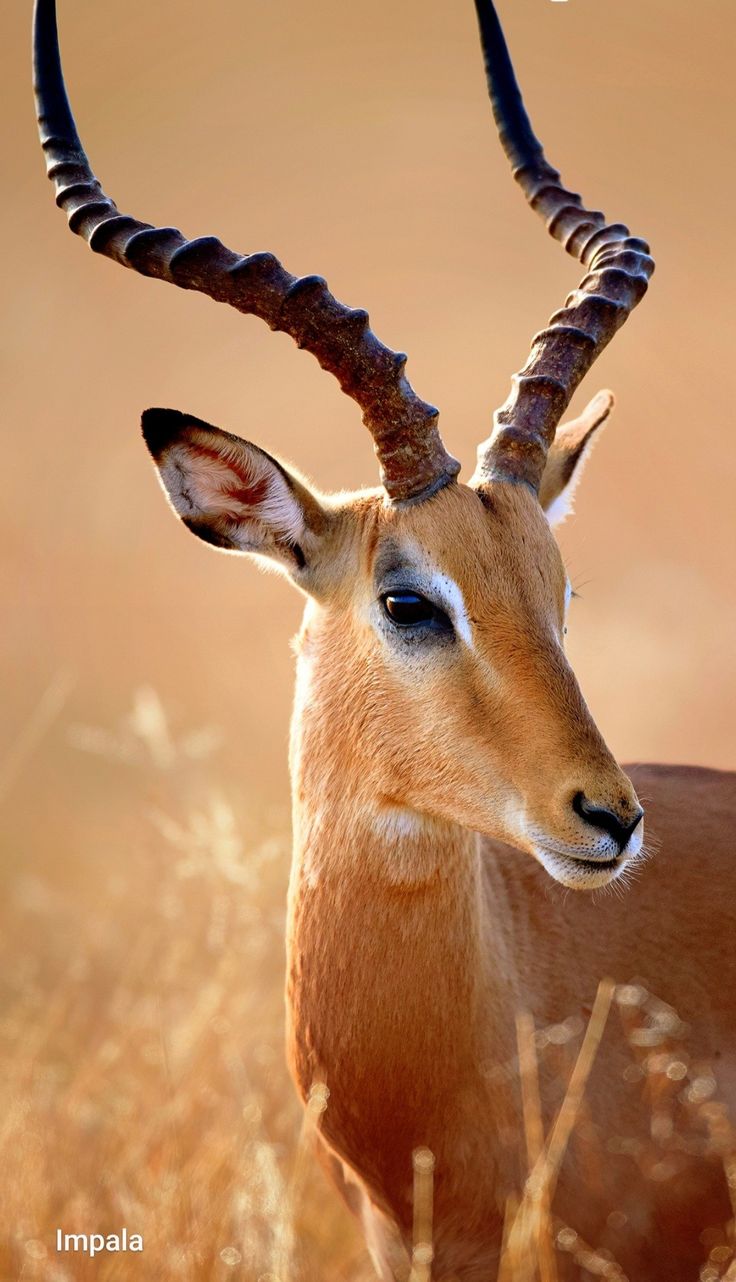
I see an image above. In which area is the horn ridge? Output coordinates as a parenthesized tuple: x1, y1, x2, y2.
(471, 0, 654, 492)
(33, 0, 459, 503)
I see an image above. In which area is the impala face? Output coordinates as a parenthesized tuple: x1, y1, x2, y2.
(142, 408, 643, 892)
(360, 482, 644, 889)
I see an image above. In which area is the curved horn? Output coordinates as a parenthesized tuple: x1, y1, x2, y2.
(33, 0, 460, 504)
(470, 0, 654, 493)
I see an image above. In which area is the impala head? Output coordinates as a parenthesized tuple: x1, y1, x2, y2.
(35, 0, 652, 889)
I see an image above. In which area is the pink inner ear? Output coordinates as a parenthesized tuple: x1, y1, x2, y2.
(180, 441, 271, 518)
(160, 428, 305, 546)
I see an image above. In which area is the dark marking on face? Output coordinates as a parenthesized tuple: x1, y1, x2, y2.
(373, 539, 408, 592)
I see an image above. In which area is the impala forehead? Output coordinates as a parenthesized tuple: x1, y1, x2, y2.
(367, 483, 568, 628)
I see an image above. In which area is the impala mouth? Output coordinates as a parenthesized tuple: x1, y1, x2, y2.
(536, 849, 625, 890)
(571, 855, 622, 878)
(531, 827, 643, 890)
(573, 853, 621, 873)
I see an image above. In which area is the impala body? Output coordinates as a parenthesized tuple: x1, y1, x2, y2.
(34, 0, 736, 1277)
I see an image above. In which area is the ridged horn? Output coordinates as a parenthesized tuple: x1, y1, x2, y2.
(32, 0, 460, 503)
(470, 0, 654, 493)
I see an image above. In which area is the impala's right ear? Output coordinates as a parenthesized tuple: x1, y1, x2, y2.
(142, 409, 329, 579)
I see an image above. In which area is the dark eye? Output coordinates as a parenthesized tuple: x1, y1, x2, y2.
(381, 592, 452, 632)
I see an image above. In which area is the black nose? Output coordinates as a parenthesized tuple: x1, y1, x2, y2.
(572, 792, 643, 853)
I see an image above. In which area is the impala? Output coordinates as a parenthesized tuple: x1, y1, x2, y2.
(34, 0, 736, 1277)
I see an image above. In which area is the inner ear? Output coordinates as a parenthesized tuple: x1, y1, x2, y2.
(142, 408, 324, 570)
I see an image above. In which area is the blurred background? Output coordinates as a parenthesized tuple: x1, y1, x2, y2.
(1, 0, 734, 1276)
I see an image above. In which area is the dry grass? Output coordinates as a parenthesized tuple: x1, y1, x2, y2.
(497, 985, 736, 1282)
(1, 686, 734, 1281)
(0, 686, 368, 1281)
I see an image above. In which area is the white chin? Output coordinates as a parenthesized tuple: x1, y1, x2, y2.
(534, 847, 626, 891)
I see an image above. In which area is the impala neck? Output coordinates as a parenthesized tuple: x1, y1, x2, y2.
(286, 629, 521, 1226)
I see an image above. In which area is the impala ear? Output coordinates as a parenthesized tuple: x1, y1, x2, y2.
(539, 391, 614, 528)
(141, 409, 328, 576)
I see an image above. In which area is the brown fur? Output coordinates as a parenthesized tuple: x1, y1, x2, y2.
(283, 484, 735, 1279)
(146, 420, 736, 1279)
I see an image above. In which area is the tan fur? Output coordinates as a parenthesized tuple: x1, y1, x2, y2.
(147, 423, 735, 1279)
(282, 482, 736, 1280)
(37, 0, 727, 1262)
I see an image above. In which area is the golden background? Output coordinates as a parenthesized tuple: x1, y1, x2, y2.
(1, 0, 734, 1276)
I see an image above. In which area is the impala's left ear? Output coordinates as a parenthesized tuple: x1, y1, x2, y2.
(141, 408, 330, 581)
(538, 390, 614, 528)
